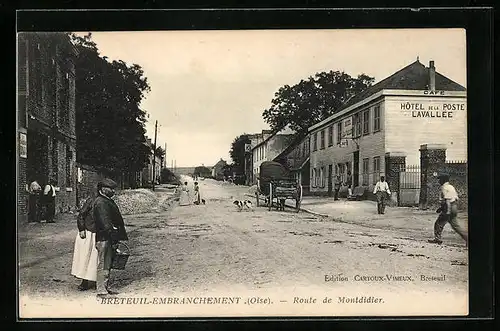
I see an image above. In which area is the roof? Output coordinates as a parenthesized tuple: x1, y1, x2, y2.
(340, 60, 465, 111)
(273, 133, 307, 162)
(308, 60, 466, 132)
(251, 125, 295, 151)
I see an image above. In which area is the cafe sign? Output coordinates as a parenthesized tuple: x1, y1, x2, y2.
(19, 132, 27, 158)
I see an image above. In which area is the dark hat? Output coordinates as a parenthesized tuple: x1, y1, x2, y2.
(98, 178, 118, 189)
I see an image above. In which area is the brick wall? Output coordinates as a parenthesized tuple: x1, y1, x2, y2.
(419, 144, 467, 211)
(76, 164, 106, 209)
(18, 157, 28, 220)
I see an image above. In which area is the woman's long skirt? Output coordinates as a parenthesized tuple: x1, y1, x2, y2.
(179, 190, 191, 206)
(71, 230, 98, 282)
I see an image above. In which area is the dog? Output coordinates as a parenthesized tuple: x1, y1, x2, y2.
(233, 200, 253, 211)
(202, 199, 206, 205)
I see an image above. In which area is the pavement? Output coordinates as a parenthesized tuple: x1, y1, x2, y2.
(247, 192, 468, 243)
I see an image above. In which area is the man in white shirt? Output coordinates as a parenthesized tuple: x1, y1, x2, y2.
(373, 176, 391, 214)
(428, 174, 467, 245)
(42, 182, 57, 223)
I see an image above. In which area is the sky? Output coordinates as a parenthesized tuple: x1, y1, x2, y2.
(80, 29, 466, 167)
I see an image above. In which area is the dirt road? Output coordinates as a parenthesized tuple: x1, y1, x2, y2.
(19, 177, 468, 318)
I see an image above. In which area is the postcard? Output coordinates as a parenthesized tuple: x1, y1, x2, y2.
(17, 28, 468, 318)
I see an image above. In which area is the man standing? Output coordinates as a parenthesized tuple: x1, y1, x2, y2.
(93, 178, 128, 298)
(346, 170, 353, 197)
(373, 176, 391, 214)
(41, 182, 56, 223)
(333, 175, 342, 201)
(428, 174, 468, 246)
(28, 179, 42, 223)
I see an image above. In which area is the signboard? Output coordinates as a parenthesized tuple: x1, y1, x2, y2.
(400, 101, 466, 118)
(343, 118, 352, 138)
(19, 132, 27, 158)
(244, 144, 252, 153)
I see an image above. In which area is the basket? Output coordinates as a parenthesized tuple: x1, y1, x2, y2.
(111, 242, 130, 270)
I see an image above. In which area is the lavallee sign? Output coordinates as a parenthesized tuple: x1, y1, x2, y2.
(400, 102, 466, 118)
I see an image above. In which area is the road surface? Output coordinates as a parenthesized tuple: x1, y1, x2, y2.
(19, 177, 468, 318)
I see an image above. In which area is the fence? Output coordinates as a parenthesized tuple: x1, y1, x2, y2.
(399, 164, 421, 206)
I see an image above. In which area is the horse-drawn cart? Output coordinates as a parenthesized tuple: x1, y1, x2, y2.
(255, 161, 303, 212)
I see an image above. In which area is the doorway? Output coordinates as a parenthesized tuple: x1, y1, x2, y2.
(27, 130, 49, 185)
(327, 164, 333, 197)
(353, 151, 359, 187)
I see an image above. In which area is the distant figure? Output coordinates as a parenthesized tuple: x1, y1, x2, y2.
(333, 175, 342, 201)
(41, 182, 56, 223)
(346, 170, 353, 196)
(179, 181, 191, 206)
(428, 174, 468, 246)
(28, 179, 42, 223)
(193, 181, 201, 205)
(373, 176, 391, 214)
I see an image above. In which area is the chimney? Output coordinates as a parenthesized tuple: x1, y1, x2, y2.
(429, 60, 436, 91)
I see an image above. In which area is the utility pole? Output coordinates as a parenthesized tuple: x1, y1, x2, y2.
(152, 120, 158, 191)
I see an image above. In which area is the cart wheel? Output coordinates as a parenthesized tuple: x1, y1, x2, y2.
(268, 183, 273, 211)
(255, 192, 260, 207)
(296, 185, 303, 212)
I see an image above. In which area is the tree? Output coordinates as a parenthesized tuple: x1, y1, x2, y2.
(262, 71, 374, 134)
(70, 33, 151, 175)
(229, 134, 251, 174)
(160, 167, 180, 185)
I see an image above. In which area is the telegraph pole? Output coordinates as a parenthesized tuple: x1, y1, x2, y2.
(152, 120, 158, 191)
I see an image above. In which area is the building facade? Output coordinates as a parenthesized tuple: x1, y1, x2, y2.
(273, 135, 311, 194)
(243, 130, 273, 185)
(308, 60, 467, 203)
(17, 33, 79, 220)
(212, 159, 227, 180)
(251, 126, 295, 184)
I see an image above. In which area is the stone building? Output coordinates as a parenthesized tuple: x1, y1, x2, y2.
(307, 59, 467, 204)
(17, 32, 79, 221)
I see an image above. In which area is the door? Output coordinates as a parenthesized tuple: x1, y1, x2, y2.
(353, 151, 359, 187)
(327, 164, 333, 196)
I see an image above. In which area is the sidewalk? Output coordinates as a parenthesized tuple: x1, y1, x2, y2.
(251, 193, 468, 235)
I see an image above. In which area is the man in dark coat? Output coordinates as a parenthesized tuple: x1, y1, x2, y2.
(333, 175, 342, 201)
(93, 178, 128, 297)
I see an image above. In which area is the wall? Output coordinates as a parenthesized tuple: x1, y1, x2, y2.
(309, 99, 386, 195)
(385, 94, 467, 165)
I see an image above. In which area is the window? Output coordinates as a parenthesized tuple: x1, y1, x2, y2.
(353, 113, 362, 137)
(363, 109, 370, 135)
(34, 43, 43, 105)
(313, 132, 318, 151)
(320, 167, 325, 188)
(66, 146, 73, 187)
(362, 158, 369, 186)
(312, 168, 317, 187)
(373, 157, 381, 185)
(320, 130, 325, 149)
(60, 70, 70, 126)
(328, 125, 333, 147)
(52, 138, 58, 185)
(337, 122, 343, 145)
(374, 105, 381, 132)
